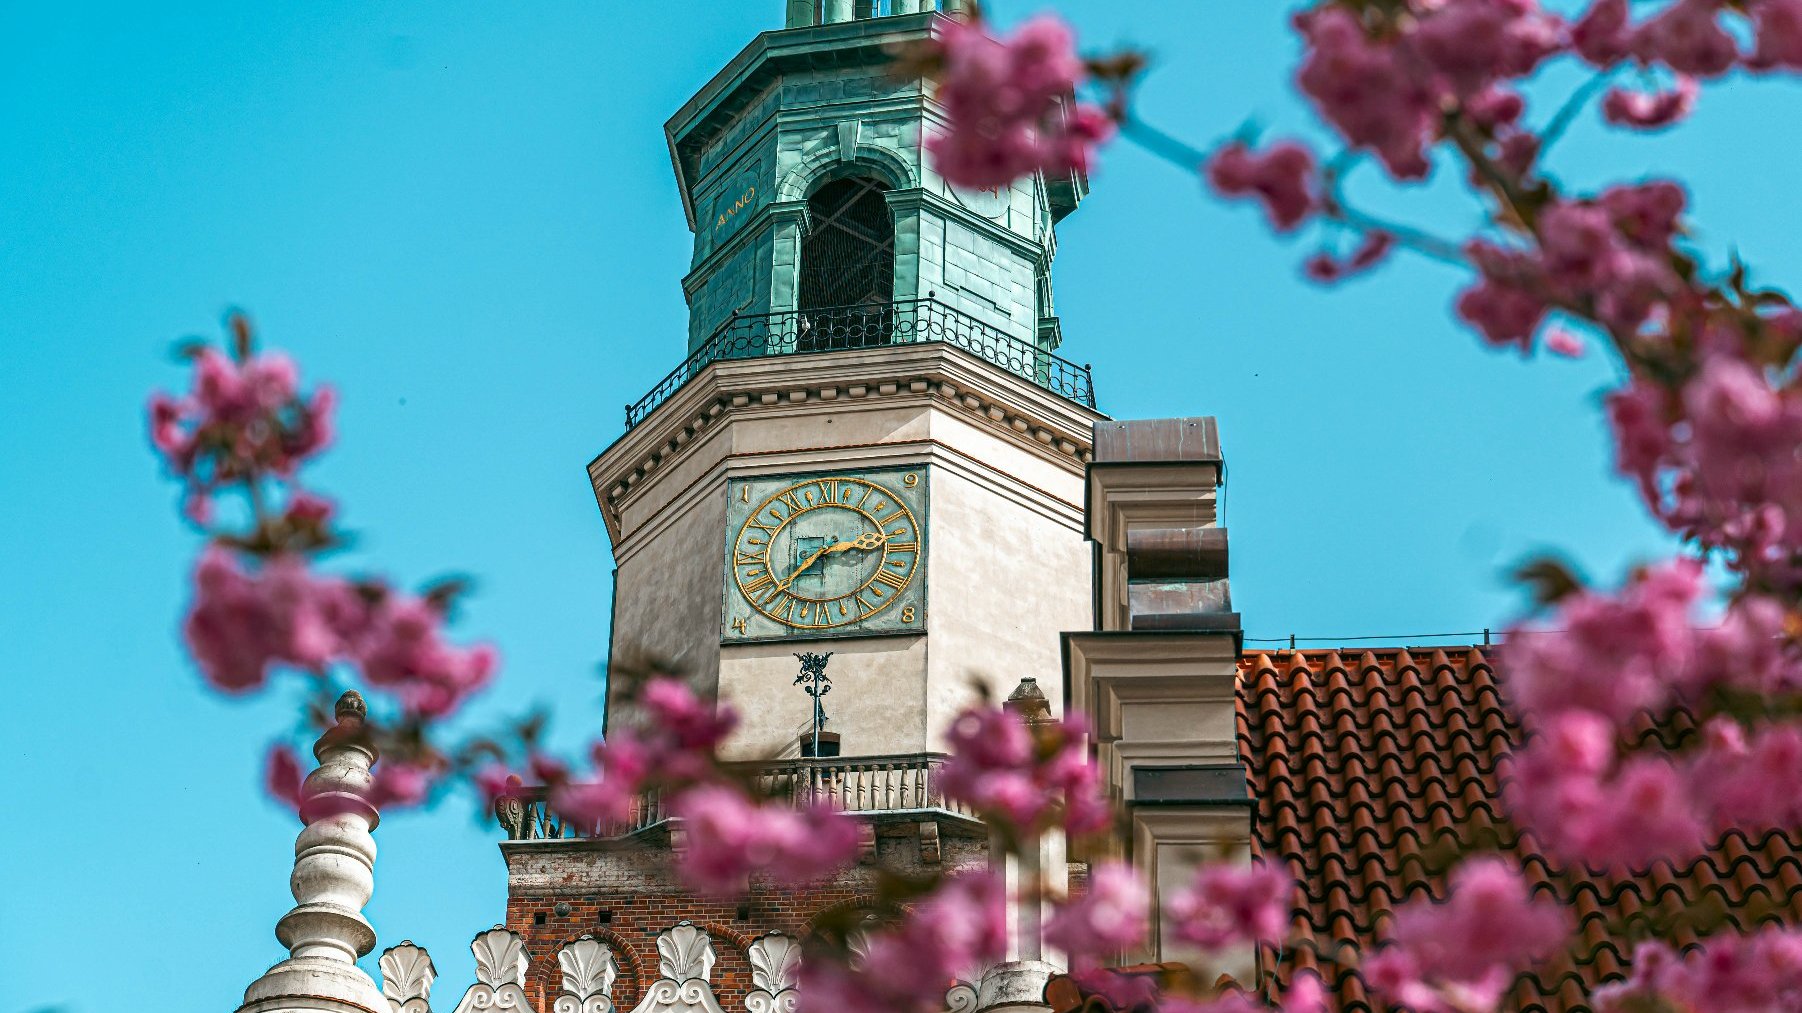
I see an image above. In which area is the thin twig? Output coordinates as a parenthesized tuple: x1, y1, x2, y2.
(1537, 68, 1619, 161)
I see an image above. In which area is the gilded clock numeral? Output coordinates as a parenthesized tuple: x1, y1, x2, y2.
(731, 617, 748, 634)
(778, 490, 804, 513)
(818, 479, 838, 502)
(741, 573, 774, 597)
(872, 568, 909, 590)
(771, 595, 798, 622)
(734, 551, 763, 567)
(901, 606, 916, 623)
(887, 541, 918, 553)
(746, 520, 776, 537)
(854, 593, 879, 614)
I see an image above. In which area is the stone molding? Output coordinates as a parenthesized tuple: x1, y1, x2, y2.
(590, 342, 1100, 542)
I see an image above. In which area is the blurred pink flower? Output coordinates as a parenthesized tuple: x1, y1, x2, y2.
(1366, 858, 1568, 1012)
(264, 743, 305, 812)
(1206, 141, 1319, 232)
(670, 784, 860, 897)
(1045, 861, 1150, 962)
(925, 15, 1113, 190)
(1166, 860, 1293, 951)
(1602, 78, 1698, 130)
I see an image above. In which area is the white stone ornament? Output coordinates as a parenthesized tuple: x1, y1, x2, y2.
(626, 922, 727, 1013)
(555, 935, 618, 1013)
(658, 922, 716, 983)
(745, 933, 801, 1013)
(237, 691, 390, 1013)
(944, 981, 979, 1013)
(381, 940, 436, 1013)
(451, 926, 531, 1013)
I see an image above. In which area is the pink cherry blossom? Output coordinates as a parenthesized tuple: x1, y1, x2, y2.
(1632, 0, 1740, 77)
(1410, 0, 1562, 95)
(640, 677, 736, 753)
(1456, 243, 1548, 350)
(1206, 141, 1319, 232)
(940, 704, 1106, 836)
(799, 871, 1007, 1013)
(1165, 860, 1293, 951)
(1295, 7, 1438, 179)
(1571, 0, 1633, 66)
(1595, 931, 1802, 1012)
(356, 594, 498, 719)
(1044, 861, 1150, 962)
(265, 743, 305, 811)
(1599, 181, 1686, 250)
(1365, 858, 1568, 1012)
(366, 761, 432, 810)
(925, 15, 1113, 190)
(1750, 0, 1802, 71)
(1688, 719, 1802, 833)
(1543, 327, 1586, 357)
(1602, 78, 1698, 130)
(669, 784, 860, 897)
(1502, 558, 1702, 725)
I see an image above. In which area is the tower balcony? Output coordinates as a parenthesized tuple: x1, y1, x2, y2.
(493, 750, 977, 842)
(625, 298, 1097, 430)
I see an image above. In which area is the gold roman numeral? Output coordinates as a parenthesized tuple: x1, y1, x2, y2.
(735, 551, 764, 567)
(873, 568, 908, 591)
(886, 541, 918, 553)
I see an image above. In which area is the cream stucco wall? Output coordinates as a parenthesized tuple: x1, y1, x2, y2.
(594, 344, 1099, 759)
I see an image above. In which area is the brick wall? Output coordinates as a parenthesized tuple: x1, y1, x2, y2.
(504, 819, 991, 1012)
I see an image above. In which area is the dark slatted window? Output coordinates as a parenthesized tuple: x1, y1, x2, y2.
(798, 175, 895, 352)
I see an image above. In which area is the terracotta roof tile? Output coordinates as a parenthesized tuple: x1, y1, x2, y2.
(1232, 647, 1802, 1013)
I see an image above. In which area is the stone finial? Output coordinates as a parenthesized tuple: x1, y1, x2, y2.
(1004, 677, 1053, 725)
(238, 693, 387, 1013)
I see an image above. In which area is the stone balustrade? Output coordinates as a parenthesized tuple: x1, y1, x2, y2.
(494, 751, 975, 842)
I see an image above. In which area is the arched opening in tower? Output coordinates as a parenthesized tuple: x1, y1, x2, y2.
(797, 174, 895, 352)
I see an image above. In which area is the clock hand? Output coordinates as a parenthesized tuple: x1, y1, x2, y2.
(774, 531, 891, 592)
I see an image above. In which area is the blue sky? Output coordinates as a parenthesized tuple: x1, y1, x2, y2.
(3, 2, 1797, 1010)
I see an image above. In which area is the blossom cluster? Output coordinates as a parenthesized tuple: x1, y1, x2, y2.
(921, 14, 1113, 190)
(150, 314, 498, 812)
(1362, 858, 1569, 1012)
(1594, 929, 1802, 1012)
(938, 703, 1110, 839)
(799, 871, 1009, 1013)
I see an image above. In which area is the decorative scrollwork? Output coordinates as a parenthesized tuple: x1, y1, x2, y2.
(627, 973, 727, 1013)
(945, 980, 979, 1013)
(380, 940, 436, 1013)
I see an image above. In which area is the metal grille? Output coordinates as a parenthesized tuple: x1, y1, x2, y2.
(625, 299, 1097, 428)
(798, 176, 894, 353)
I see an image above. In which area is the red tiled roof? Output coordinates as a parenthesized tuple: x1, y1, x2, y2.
(1235, 647, 1802, 1013)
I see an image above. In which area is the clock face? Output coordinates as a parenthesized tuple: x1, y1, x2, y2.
(723, 468, 927, 642)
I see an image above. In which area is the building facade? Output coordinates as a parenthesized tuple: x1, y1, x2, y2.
(232, 6, 1802, 1013)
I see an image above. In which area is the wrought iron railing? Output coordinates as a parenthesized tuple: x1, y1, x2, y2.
(624, 299, 1096, 429)
(494, 751, 974, 841)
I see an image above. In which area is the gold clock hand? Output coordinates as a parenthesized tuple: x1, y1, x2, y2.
(774, 531, 891, 592)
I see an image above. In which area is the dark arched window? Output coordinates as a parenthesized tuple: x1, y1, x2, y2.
(797, 174, 894, 351)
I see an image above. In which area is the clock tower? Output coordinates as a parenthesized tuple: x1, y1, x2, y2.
(589, 2, 1102, 763)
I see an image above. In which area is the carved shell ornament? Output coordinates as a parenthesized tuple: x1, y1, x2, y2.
(557, 935, 618, 1011)
(747, 933, 801, 995)
(472, 926, 529, 987)
(379, 940, 436, 1013)
(745, 933, 802, 1013)
(657, 922, 716, 983)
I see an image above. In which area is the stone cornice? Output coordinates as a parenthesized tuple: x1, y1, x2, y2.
(588, 344, 1103, 544)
